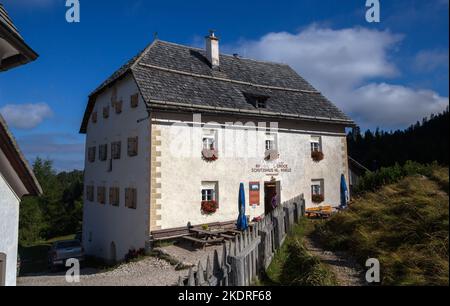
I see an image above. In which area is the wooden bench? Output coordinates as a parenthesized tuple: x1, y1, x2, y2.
(182, 235, 224, 250)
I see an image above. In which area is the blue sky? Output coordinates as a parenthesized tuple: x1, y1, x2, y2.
(0, 0, 448, 171)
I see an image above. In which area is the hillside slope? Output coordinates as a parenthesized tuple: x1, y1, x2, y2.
(315, 168, 449, 285)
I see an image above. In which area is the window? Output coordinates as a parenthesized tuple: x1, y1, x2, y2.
(128, 137, 138, 157)
(311, 136, 322, 153)
(99, 144, 108, 161)
(97, 186, 106, 204)
(244, 93, 269, 109)
(111, 141, 121, 160)
(109, 187, 120, 207)
(88, 147, 96, 163)
(115, 100, 123, 114)
(86, 186, 94, 202)
(125, 188, 137, 209)
(202, 189, 215, 201)
(201, 182, 218, 202)
(103, 106, 110, 119)
(203, 137, 216, 150)
(130, 94, 139, 108)
(311, 179, 325, 203)
(92, 112, 98, 124)
(265, 140, 275, 151)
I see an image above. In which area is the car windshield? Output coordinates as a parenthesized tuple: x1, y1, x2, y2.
(56, 241, 80, 249)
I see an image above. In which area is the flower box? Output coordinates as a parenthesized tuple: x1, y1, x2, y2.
(202, 149, 219, 162)
(201, 200, 219, 214)
(312, 194, 325, 204)
(265, 149, 279, 161)
(311, 150, 324, 162)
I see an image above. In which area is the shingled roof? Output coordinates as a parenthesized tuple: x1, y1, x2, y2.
(80, 39, 353, 133)
(0, 4, 38, 71)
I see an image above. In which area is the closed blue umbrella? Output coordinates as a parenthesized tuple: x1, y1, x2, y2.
(340, 174, 349, 208)
(237, 183, 248, 231)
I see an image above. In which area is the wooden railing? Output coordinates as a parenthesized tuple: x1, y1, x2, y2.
(178, 194, 305, 286)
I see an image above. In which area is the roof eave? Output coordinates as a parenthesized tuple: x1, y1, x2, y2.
(0, 23, 38, 71)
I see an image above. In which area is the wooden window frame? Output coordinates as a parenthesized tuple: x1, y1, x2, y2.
(111, 141, 121, 160)
(86, 186, 94, 202)
(127, 137, 138, 157)
(125, 188, 137, 209)
(99, 144, 108, 161)
(103, 106, 110, 119)
(130, 94, 139, 108)
(88, 147, 96, 163)
(115, 100, 123, 114)
(97, 186, 106, 205)
(109, 187, 120, 207)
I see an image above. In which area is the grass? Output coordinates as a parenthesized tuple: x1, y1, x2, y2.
(315, 167, 449, 286)
(259, 219, 337, 286)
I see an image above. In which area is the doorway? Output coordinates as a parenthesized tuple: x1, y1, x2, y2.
(0, 253, 6, 286)
(264, 181, 281, 215)
(109, 242, 117, 265)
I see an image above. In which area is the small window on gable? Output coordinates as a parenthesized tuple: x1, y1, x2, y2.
(128, 137, 138, 157)
(265, 132, 278, 151)
(111, 141, 121, 160)
(99, 144, 108, 161)
(131, 94, 139, 108)
(125, 188, 137, 209)
(97, 186, 106, 205)
(92, 112, 98, 124)
(115, 100, 123, 114)
(103, 106, 110, 119)
(244, 93, 269, 109)
(109, 187, 120, 207)
(88, 147, 96, 163)
(86, 186, 94, 202)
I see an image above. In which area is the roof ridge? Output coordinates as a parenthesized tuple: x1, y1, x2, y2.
(155, 39, 291, 67)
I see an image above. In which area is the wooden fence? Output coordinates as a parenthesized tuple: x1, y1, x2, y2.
(178, 194, 306, 286)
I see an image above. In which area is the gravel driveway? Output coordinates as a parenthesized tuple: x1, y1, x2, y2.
(18, 241, 223, 287)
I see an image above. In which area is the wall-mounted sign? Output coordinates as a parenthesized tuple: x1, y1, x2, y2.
(251, 162, 292, 176)
(249, 182, 260, 206)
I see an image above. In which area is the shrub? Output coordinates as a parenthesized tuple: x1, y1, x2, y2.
(125, 248, 146, 262)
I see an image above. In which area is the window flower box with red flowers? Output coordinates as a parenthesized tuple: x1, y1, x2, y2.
(265, 149, 279, 161)
(201, 200, 219, 214)
(202, 149, 219, 162)
(312, 194, 325, 204)
(311, 150, 324, 162)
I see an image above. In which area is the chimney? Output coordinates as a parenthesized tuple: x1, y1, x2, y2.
(205, 30, 219, 68)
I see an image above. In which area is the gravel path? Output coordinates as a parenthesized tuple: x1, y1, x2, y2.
(304, 237, 366, 286)
(18, 256, 186, 286)
(18, 241, 223, 287)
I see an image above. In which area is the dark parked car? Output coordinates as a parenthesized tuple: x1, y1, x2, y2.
(48, 240, 85, 271)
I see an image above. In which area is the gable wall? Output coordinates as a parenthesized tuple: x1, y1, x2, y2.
(83, 75, 151, 261)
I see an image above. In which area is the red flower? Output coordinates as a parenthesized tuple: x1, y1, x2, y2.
(202, 149, 219, 162)
(201, 200, 219, 214)
(311, 151, 324, 162)
(312, 194, 325, 203)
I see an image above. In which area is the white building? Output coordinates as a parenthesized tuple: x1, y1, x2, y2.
(1, 4, 41, 286)
(80, 32, 354, 262)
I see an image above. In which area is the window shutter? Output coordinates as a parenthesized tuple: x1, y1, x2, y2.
(128, 137, 138, 157)
(131, 94, 139, 108)
(92, 112, 98, 123)
(115, 100, 123, 114)
(103, 107, 110, 119)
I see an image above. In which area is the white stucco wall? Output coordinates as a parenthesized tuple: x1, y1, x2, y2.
(0, 172, 20, 286)
(153, 113, 349, 230)
(83, 75, 150, 261)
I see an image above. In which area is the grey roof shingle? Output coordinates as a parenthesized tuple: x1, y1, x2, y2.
(81, 39, 353, 133)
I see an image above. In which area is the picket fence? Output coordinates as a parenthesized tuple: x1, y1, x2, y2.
(178, 194, 306, 286)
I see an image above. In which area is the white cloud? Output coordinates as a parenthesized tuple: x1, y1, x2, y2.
(342, 83, 449, 128)
(228, 26, 449, 129)
(0, 103, 53, 129)
(414, 49, 449, 72)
